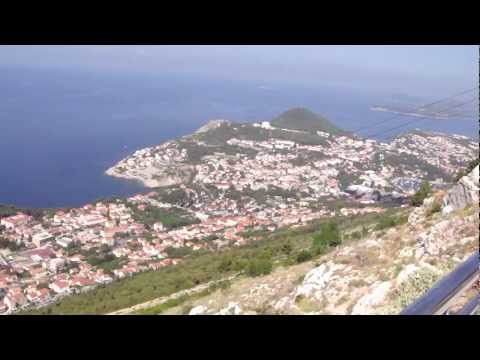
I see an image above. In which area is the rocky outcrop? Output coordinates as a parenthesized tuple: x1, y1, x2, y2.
(295, 262, 347, 301)
(214, 302, 243, 315)
(351, 281, 392, 315)
(409, 166, 479, 226)
(106, 163, 195, 188)
(195, 120, 232, 134)
(189, 305, 208, 315)
(442, 165, 479, 215)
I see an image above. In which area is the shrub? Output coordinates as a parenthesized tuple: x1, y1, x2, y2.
(410, 181, 432, 207)
(427, 201, 442, 217)
(280, 242, 293, 255)
(395, 268, 440, 309)
(311, 221, 341, 252)
(217, 257, 234, 273)
(350, 231, 361, 240)
(296, 250, 313, 263)
(165, 246, 194, 259)
(246, 257, 273, 277)
(374, 215, 397, 231)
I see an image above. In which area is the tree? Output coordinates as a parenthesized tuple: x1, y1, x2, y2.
(217, 257, 233, 273)
(280, 242, 293, 255)
(312, 221, 341, 254)
(296, 250, 312, 263)
(410, 181, 432, 207)
(246, 256, 272, 277)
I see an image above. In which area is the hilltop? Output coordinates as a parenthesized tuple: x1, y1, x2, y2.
(270, 108, 346, 135)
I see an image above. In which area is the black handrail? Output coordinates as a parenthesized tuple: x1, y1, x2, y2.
(400, 253, 479, 315)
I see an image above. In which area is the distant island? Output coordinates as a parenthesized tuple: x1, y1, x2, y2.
(370, 106, 451, 120)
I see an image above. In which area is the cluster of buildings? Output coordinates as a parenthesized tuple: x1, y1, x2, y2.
(113, 141, 188, 173)
(390, 131, 478, 175)
(196, 132, 477, 201)
(195, 148, 343, 197)
(2, 125, 476, 314)
(2, 185, 383, 314)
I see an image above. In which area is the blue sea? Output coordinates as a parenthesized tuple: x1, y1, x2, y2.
(0, 66, 477, 208)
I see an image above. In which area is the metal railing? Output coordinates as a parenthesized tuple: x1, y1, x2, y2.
(400, 253, 479, 315)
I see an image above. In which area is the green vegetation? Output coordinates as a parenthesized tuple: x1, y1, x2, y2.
(410, 181, 432, 207)
(130, 205, 199, 229)
(0, 205, 18, 218)
(246, 255, 273, 277)
(227, 186, 299, 205)
(135, 280, 232, 315)
(384, 153, 452, 182)
(240, 227, 270, 239)
(311, 221, 341, 254)
(395, 268, 441, 309)
(296, 250, 313, 263)
(269, 129, 330, 146)
(374, 212, 408, 231)
(337, 170, 360, 191)
(0, 204, 47, 221)
(20, 209, 405, 315)
(270, 108, 345, 135)
(426, 201, 442, 217)
(86, 254, 128, 274)
(165, 246, 195, 259)
(152, 187, 189, 206)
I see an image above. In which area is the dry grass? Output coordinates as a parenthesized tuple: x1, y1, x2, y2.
(349, 278, 369, 288)
(353, 247, 380, 268)
(335, 294, 350, 307)
(335, 255, 354, 265)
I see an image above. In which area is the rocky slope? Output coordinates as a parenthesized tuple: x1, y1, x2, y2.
(442, 165, 479, 215)
(160, 167, 479, 315)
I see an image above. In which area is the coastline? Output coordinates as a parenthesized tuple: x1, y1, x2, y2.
(105, 166, 159, 188)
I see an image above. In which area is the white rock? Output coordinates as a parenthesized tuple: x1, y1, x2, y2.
(296, 262, 345, 300)
(351, 281, 392, 315)
(216, 302, 242, 315)
(398, 247, 414, 258)
(363, 239, 380, 248)
(189, 305, 208, 315)
(273, 296, 293, 311)
(395, 264, 419, 286)
(442, 165, 479, 215)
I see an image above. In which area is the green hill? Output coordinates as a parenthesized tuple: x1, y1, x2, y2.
(271, 108, 345, 135)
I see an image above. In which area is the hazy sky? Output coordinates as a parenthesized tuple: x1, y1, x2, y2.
(0, 45, 477, 97)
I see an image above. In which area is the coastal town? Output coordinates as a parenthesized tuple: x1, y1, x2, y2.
(0, 117, 477, 314)
(107, 119, 478, 200)
(0, 191, 387, 314)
